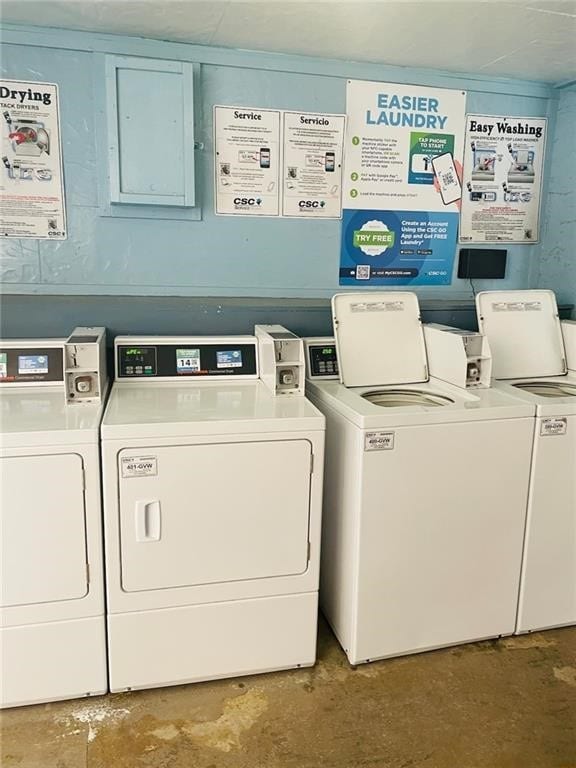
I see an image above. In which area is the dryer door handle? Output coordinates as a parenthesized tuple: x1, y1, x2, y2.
(135, 500, 161, 542)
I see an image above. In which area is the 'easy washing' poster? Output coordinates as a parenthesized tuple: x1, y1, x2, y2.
(460, 115, 547, 244)
(340, 80, 466, 286)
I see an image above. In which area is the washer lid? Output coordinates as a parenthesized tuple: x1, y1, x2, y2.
(332, 292, 428, 387)
(476, 290, 566, 379)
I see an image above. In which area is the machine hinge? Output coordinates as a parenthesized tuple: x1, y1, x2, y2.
(86, 563, 90, 584)
(310, 453, 314, 475)
(307, 542, 311, 562)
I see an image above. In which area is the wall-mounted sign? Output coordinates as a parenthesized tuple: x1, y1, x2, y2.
(282, 111, 345, 218)
(0, 79, 66, 239)
(460, 114, 547, 244)
(340, 80, 466, 286)
(214, 105, 281, 216)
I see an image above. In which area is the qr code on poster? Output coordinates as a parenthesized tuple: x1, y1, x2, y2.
(356, 265, 371, 280)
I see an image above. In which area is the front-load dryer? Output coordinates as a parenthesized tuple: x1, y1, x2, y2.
(477, 290, 576, 634)
(0, 334, 108, 707)
(101, 334, 325, 693)
(303, 292, 534, 666)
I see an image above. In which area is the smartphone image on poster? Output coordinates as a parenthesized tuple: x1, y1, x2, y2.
(431, 152, 461, 205)
(260, 148, 270, 169)
(325, 152, 335, 172)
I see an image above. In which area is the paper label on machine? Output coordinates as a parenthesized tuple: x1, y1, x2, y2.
(365, 431, 395, 451)
(121, 456, 158, 478)
(540, 418, 567, 436)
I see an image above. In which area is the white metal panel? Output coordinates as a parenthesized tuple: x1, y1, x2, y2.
(1, 454, 88, 607)
(516, 416, 576, 633)
(332, 292, 428, 387)
(119, 440, 312, 592)
(108, 592, 317, 692)
(1, 617, 107, 707)
(350, 418, 532, 663)
(476, 290, 566, 379)
(562, 321, 576, 372)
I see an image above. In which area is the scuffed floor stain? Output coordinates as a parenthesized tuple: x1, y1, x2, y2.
(554, 666, 576, 687)
(56, 700, 131, 742)
(150, 723, 180, 741)
(182, 688, 268, 752)
(501, 633, 557, 650)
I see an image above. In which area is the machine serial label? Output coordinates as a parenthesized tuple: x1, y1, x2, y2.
(351, 301, 404, 313)
(121, 456, 158, 478)
(540, 418, 567, 436)
(364, 431, 395, 451)
(492, 301, 542, 312)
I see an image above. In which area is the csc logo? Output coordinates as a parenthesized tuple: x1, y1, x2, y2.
(298, 200, 325, 209)
(233, 197, 262, 206)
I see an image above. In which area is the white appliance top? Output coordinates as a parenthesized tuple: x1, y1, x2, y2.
(101, 380, 324, 440)
(306, 377, 535, 429)
(492, 374, 576, 417)
(476, 290, 566, 379)
(0, 388, 105, 448)
(332, 292, 428, 387)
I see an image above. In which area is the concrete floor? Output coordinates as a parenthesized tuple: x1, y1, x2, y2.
(2, 619, 576, 768)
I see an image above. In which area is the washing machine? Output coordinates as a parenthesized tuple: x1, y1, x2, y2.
(302, 292, 535, 665)
(476, 290, 576, 634)
(1, 329, 108, 707)
(100, 330, 324, 693)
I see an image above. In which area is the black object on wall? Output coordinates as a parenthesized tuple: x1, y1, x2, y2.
(458, 249, 507, 279)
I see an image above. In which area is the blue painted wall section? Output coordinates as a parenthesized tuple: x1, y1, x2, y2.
(0, 24, 556, 301)
(535, 86, 576, 309)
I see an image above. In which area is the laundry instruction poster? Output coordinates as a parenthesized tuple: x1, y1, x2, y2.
(282, 111, 345, 218)
(0, 79, 66, 239)
(340, 80, 466, 286)
(214, 105, 281, 216)
(460, 115, 547, 244)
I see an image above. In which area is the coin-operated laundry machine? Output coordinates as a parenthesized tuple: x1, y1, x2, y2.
(100, 329, 325, 693)
(0, 328, 108, 707)
(476, 290, 576, 634)
(301, 293, 535, 665)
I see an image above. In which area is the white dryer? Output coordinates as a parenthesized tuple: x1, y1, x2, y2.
(476, 290, 576, 634)
(303, 292, 535, 665)
(101, 334, 324, 693)
(0, 333, 107, 707)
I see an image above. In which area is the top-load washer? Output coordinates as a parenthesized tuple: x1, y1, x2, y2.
(100, 330, 324, 693)
(476, 290, 576, 633)
(303, 292, 535, 665)
(1, 329, 108, 707)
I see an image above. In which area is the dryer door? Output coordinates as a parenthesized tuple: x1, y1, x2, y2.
(1, 453, 88, 607)
(118, 440, 312, 592)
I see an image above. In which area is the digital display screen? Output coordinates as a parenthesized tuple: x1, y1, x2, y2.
(18, 354, 48, 375)
(0, 353, 6, 378)
(176, 348, 201, 374)
(216, 350, 243, 369)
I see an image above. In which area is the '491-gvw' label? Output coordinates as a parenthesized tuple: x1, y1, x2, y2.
(540, 418, 567, 437)
(121, 456, 158, 478)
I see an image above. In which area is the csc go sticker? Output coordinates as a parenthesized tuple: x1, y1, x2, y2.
(364, 431, 395, 451)
(121, 456, 158, 478)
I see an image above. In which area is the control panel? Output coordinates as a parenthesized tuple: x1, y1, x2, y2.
(115, 337, 258, 380)
(254, 325, 305, 396)
(303, 338, 339, 380)
(65, 327, 107, 405)
(0, 343, 64, 385)
(423, 323, 492, 389)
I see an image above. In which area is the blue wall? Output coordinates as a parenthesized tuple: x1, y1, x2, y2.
(0, 24, 556, 304)
(535, 86, 576, 307)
